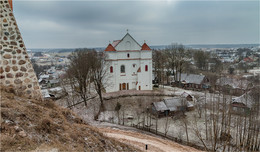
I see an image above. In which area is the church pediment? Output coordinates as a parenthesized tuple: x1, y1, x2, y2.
(115, 33, 142, 51)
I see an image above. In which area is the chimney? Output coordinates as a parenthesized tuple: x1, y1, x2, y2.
(8, 0, 13, 11)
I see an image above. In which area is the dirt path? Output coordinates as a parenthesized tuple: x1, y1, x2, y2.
(99, 128, 202, 152)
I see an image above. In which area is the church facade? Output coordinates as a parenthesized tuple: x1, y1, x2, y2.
(104, 32, 153, 93)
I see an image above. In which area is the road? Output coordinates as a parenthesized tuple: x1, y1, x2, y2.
(99, 127, 202, 152)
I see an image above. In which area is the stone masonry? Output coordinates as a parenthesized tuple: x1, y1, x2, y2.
(0, 0, 42, 100)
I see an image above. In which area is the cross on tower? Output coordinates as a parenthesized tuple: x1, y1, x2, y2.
(126, 29, 129, 33)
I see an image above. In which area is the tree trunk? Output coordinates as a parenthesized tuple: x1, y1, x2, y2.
(156, 115, 158, 134)
(117, 111, 120, 124)
(204, 90, 208, 140)
(123, 108, 125, 125)
(94, 89, 104, 120)
(184, 120, 189, 142)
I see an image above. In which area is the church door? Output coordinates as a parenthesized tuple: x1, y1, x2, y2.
(122, 83, 126, 90)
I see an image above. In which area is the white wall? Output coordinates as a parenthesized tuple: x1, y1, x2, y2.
(104, 33, 152, 93)
(105, 50, 152, 92)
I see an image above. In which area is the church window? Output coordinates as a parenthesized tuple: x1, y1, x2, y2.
(127, 53, 130, 58)
(120, 65, 125, 73)
(110, 66, 113, 73)
(145, 65, 148, 71)
(133, 64, 136, 68)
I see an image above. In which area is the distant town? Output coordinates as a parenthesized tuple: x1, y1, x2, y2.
(29, 43, 260, 94)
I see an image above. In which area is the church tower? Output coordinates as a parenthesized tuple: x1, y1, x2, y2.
(0, 0, 42, 100)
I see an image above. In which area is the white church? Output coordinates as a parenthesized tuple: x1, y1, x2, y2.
(104, 32, 153, 93)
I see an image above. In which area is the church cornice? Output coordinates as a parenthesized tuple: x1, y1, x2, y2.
(105, 58, 152, 61)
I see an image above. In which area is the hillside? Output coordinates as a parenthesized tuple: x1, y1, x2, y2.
(0, 86, 138, 152)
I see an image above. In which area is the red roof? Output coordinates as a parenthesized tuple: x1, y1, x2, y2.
(141, 43, 151, 50)
(104, 44, 116, 51)
(243, 57, 253, 62)
(112, 40, 121, 47)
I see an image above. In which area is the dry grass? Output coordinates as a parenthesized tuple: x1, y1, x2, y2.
(0, 86, 139, 152)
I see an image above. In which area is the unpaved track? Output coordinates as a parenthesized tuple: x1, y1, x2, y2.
(100, 128, 202, 152)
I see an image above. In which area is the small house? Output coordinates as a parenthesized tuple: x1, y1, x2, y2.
(180, 92, 193, 101)
(231, 91, 255, 115)
(243, 57, 254, 62)
(48, 87, 65, 99)
(41, 89, 51, 99)
(48, 79, 60, 88)
(163, 97, 186, 115)
(39, 74, 49, 84)
(216, 77, 253, 95)
(151, 97, 194, 117)
(151, 102, 169, 117)
(175, 73, 210, 90)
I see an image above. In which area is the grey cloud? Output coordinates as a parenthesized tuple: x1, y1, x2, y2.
(13, 1, 259, 48)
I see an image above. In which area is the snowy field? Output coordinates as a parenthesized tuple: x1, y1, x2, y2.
(55, 85, 259, 151)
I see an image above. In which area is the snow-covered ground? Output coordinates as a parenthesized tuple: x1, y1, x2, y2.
(56, 85, 253, 151)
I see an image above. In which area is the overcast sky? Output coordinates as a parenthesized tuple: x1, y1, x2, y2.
(13, 0, 259, 48)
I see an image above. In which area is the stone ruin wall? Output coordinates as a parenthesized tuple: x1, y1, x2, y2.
(0, 1, 42, 100)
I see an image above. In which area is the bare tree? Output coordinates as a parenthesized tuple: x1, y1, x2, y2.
(181, 117, 189, 142)
(155, 115, 158, 134)
(89, 51, 109, 120)
(165, 43, 188, 86)
(164, 115, 171, 136)
(193, 50, 210, 71)
(196, 99, 202, 118)
(59, 77, 70, 107)
(153, 50, 167, 86)
(67, 49, 93, 106)
(165, 44, 177, 82)
(115, 101, 121, 124)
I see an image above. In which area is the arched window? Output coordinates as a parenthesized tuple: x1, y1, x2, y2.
(145, 65, 148, 71)
(127, 53, 130, 58)
(120, 65, 125, 73)
(110, 66, 113, 73)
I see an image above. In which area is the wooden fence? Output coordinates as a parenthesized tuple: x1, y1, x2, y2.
(132, 124, 206, 151)
(102, 120, 206, 151)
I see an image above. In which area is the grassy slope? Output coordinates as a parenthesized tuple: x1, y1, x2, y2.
(0, 86, 138, 152)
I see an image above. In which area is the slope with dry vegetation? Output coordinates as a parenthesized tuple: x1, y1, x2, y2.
(0, 86, 138, 152)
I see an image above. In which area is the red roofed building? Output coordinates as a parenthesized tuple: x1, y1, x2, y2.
(141, 43, 151, 51)
(243, 57, 253, 62)
(104, 44, 116, 51)
(104, 32, 152, 92)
